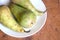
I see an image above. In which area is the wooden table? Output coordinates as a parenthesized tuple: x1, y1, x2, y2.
(0, 0, 60, 40)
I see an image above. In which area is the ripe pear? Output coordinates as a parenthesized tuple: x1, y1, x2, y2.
(9, 4, 36, 28)
(11, 0, 43, 16)
(0, 6, 24, 32)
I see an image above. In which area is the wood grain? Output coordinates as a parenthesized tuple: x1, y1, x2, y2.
(0, 0, 60, 40)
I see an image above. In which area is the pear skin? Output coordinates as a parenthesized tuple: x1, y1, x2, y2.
(11, 0, 43, 16)
(0, 6, 24, 32)
(9, 4, 36, 28)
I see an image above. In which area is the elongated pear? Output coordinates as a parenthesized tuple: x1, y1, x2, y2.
(0, 6, 24, 32)
(11, 0, 43, 16)
(0, 8, 1, 23)
(0, 6, 1, 22)
(9, 4, 36, 28)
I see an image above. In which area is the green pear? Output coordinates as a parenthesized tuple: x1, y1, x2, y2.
(0, 6, 24, 32)
(11, 0, 43, 16)
(9, 4, 36, 28)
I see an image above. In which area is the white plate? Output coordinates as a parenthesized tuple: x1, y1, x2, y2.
(0, 0, 47, 38)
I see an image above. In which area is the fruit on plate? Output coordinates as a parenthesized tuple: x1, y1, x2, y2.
(9, 4, 36, 28)
(0, 6, 24, 32)
(11, 0, 43, 15)
(0, 0, 44, 32)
